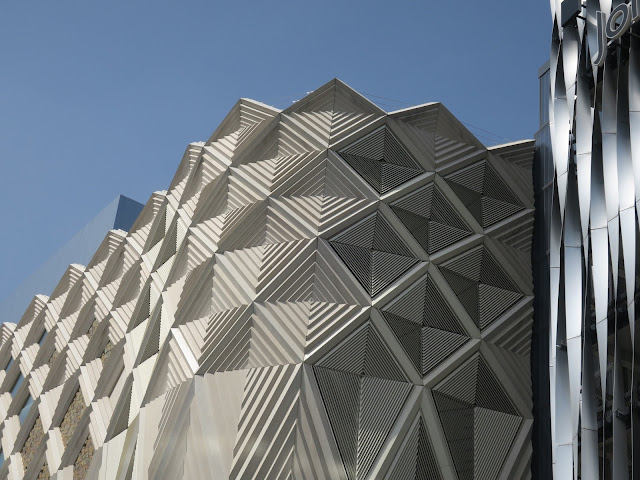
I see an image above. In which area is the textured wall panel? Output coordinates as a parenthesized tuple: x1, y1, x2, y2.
(0, 79, 533, 479)
(543, 1, 640, 478)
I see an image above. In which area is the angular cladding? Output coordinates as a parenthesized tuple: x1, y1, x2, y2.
(546, 2, 640, 478)
(0, 195, 144, 326)
(0, 79, 534, 479)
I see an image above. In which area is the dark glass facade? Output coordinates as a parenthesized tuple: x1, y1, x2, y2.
(532, 61, 553, 480)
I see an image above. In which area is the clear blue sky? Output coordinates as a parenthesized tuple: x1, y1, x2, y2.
(0, 1, 551, 300)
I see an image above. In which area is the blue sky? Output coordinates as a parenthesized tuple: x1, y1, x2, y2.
(0, 1, 550, 300)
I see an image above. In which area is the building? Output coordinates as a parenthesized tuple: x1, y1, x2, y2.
(0, 195, 144, 325)
(542, 0, 640, 477)
(0, 80, 536, 479)
(532, 60, 553, 480)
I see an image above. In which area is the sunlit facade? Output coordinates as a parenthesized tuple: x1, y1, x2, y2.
(0, 80, 536, 479)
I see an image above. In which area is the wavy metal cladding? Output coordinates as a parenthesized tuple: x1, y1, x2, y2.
(0, 80, 534, 479)
(546, 0, 640, 478)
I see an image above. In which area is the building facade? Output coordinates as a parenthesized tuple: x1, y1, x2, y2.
(0, 80, 536, 479)
(532, 60, 554, 480)
(0, 195, 143, 326)
(544, 0, 640, 477)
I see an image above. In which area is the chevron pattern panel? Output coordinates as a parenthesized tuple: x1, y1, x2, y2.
(545, 1, 640, 478)
(0, 80, 534, 479)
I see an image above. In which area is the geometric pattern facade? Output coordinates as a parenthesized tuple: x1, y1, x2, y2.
(0, 79, 534, 479)
(546, 3, 640, 478)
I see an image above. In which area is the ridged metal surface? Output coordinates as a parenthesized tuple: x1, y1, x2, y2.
(390, 183, 473, 255)
(0, 196, 143, 326)
(0, 80, 533, 479)
(545, 1, 640, 477)
(339, 127, 424, 194)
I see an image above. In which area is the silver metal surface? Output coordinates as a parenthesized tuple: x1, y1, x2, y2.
(546, 1, 640, 477)
(0, 81, 535, 479)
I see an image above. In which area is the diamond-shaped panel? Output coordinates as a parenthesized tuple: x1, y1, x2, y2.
(432, 354, 522, 480)
(439, 245, 524, 329)
(0, 80, 534, 480)
(390, 182, 473, 255)
(444, 160, 524, 228)
(380, 275, 469, 375)
(339, 126, 425, 194)
(330, 212, 419, 297)
(314, 366, 412, 480)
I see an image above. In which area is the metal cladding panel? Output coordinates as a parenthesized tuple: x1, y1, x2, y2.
(0, 80, 534, 479)
(561, 0, 583, 26)
(545, 1, 640, 477)
(0, 195, 143, 325)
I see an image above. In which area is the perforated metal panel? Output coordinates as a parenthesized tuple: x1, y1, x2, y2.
(0, 80, 534, 480)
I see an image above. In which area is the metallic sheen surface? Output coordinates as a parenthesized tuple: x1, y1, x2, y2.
(0, 80, 535, 479)
(545, 1, 640, 477)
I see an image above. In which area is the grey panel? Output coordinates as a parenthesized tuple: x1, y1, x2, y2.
(474, 407, 522, 479)
(339, 126, 425, 194)
(422, 328, 468, 375)
(390, 183, 473, 255)
(445, 161, 524, 228)
(433, 391, 474, 480)
(318, 322, 408, 382)
(440, 246, 523, 329)
(0, 80, 533, 480)
(314, 367, 361, 480)
(415, 418, 442, 480)
(382, 276, 466, 335)
(357, 376, 411, 478)
(387, 418, 421, 479)
(436, 355, 518, 416)
(331, 212, 419, 297)
(381, 275, 470, 375)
